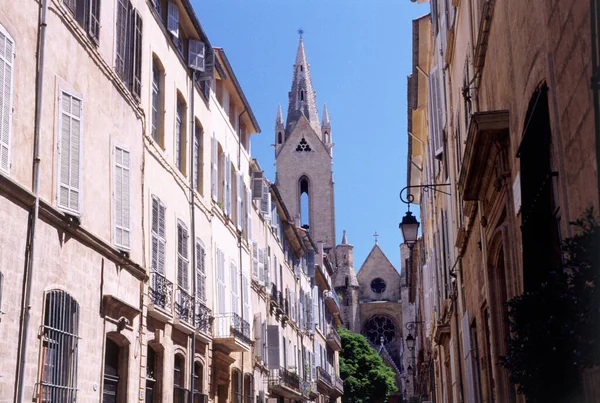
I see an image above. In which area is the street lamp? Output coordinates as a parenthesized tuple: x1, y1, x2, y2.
(399, 211, 419, 247)
(405, 333, 415, 351)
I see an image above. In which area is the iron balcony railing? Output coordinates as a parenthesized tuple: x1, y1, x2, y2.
(323, 289, 341, 310)
(269, 367, 300, 391)
(195, 301, 213, 334)
(214, 313, 251, 345)
(317, 366, 332, 386)
(270, 284, 279, 304)
(175, 287, 194, 325)
(150, 271, 173, 312)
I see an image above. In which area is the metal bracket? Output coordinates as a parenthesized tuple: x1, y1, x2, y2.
(399, 184, 451, 206)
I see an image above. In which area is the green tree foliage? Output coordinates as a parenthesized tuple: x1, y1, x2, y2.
(500, 208, 600, 402)
(339, 327, 398, 403)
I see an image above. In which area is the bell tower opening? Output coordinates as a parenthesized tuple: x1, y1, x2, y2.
(299, 176, 310, 230)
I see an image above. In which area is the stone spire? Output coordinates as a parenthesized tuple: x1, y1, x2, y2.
(341, 229, 348, 244)
(322, 104, 331, 129)
(276, 104, 284, 129)
(334, 230, 359, 288)
(286, 35, 321, 137)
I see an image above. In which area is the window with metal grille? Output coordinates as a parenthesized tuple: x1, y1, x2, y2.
(38, 290, 80, 402)
(173, 354, 189, 403)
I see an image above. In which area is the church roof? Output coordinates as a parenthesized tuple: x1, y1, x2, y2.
(377, 343, 402, 375)
(285, 36, 321, 137)
(357, 243, 400, 279)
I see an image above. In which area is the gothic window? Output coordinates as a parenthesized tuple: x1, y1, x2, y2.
(299, 176, 310, 229)
(277, 132, 282, 144)
(364, 315, 396, 346)
(295, 138, 312, 152)
(300, 90, 305, 101)
(370, 278, 386, 294)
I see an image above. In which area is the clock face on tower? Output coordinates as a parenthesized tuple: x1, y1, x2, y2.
(370, 278, 386, 294)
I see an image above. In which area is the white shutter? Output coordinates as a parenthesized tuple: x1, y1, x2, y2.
(252, 241, 259, 280)
(315, 343, 321, 372)
(114, 146, 131, 249)
(57, 91, 83, 214)
(177, 222, 189, 290)
(254, 313, 263, 360)
(216, 248, 226, 313)
(258, 248, 265, 285)
(236, 171, 243, 230)
(246, 187, 252, 239)
(225, 155, 232, 217)
(188, 40, 206, 72)
(252, 171, 264, 199)
(260, 183, 270, 218)
(265, 252, 271, 292)
(0, 30, 14, 173)
(167, 1, 179, 37)
(193, 128, 199, 191)
(291, 291, 296, 322)
(273, 255, 278, 290)
(230, 261, 239, 315)
(211, 134, 218, 200)
(151, 196, 166, 274)
(242, 273, 250, 323)
(196, 239, 206, 302)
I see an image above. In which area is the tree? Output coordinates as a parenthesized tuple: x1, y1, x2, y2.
(339, 327, 398, 403)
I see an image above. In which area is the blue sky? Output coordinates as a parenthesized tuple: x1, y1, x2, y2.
(193, 0, 430, 271)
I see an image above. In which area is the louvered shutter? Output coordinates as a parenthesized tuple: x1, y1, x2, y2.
(177, 223, 189, 290)
(226, 156, 232, 217)
(252, 242, 259, 280)
(193, 128, 199, 190)
(216, 248, 226, 313)
(311, 348, 317, 379)
(265, 253, 271, 291)
(188, 40, 206, 72)
(131, 10, 142, 99)
(114, 146, 131, 249)
(57, 91, 82, 214)
(158, 201, 166, 273)
(211, 135, 218, 200)
(197, 47, 214, 82)
(242, 273, 250, 323)
(267, 325, 280, 369)
(64, 0, 77, 13)
(151, 197, 159, 271)
(0, 30, 13, 174)
(246, 187, 252, 239)
(299, 293, 304, 328)
(251, 171, 263, 199)
(257, 248, 265, 285)
(115, 0, 129, 80)
(237, 172, 243, 230)
(196, 240, 206, 302)
(260, 183, 270, 218)
(272, 255, 277, 290)
(230, 262, 239, 315)
(167, 1, 179, 37)
(311, 286, 318, 332)
(306, 250, 315, 277)
(291, 291, 296, 322)
(88, 0, 101, 43)
(254, 313, 263, 360)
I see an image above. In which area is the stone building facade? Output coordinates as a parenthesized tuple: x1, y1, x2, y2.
(0, 2, 341, 403)
(404, 0, 598, 402)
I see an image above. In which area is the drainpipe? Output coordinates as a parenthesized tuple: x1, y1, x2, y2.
(591, 0, 600, 207)
(189, 70, 198, 403)
(15, 0, 48, 401)
(237, 108, 248, 388)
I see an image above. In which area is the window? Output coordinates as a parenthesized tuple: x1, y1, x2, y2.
(193, 361, 204, 403)
(193, 121, 203, 194)
(299, 176, 310, 228)
(0, 26, 14, 174)
(151, 58, 165, 145)
(39, 290, 80, 402)
(146, 345, 161, 403)
(230, 262, 239, 315)
(63, 0, 101, 43)
(115, 0, 143, 99)
(57, 90, 83, 215)
(175, 96, 187, 174)
(363, 315, 396, 346)
(196, 239, 206, 303)
(173, 354, 188, 403)
(103, 336, 128, 403)
(211, 136, 218, 201)
(232, 369, 243, 403)
(296, 138, 312, 152)
(300, 91, 304, 102)
(150, 196, 166, 274)
(244, 374, 254, 403)
(216, 248, 226, 315)
(114, 146, 131, 249)
(277, 132, 282, 144)
(370, 278, 386, 294)
(177, 222, 189, 291)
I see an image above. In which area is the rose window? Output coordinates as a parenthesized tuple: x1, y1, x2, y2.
(295, 138, 312, 152)
(364, 315, 396, 346)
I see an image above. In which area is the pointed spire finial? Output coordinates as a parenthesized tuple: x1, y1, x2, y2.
(298, 28, 304, 38)
(322, 104, 331, 127)
(373, 231, 379, 244)
(276, 104, 284, 125)
(341, 230, 348, 245)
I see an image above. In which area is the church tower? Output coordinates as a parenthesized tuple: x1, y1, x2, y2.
(334, 230, 360, 333)
(275, 35, 336, 257)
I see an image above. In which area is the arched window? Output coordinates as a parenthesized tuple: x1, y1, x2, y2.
(277, 132, 282, 144)
(146, 345, 162, 403)
(299, 176, 310, 229)
(193, 361, 205, 402)
(39, 290, 80, 402)
(244, 373, 254, 403)
(363, 315, 396, 346)
(232, 369, 243, 403)
(174, 353, 188, 402)
(300, 91, 304, 102)
(103, 336, 129, 403)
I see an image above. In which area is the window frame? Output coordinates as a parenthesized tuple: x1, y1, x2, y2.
(0, 24, 15, 175)
(113, 144, 132, 250)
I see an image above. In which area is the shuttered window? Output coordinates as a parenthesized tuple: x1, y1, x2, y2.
(167, 1, 179, 37)
(175, 98, 183, 171)
(57, 91, 83, 214)
(225, 156, 232, 217)
(151, 60, 161, 143)
(193, 124, 202, 192)
(236, 172, 243, 230)
(0, 27, 14, 174)
(150, 195, 166, 274)
(113, 146, 131, 249)
(242, 273, 250, 324)
(230, 262, 239, 314)
(211, 135, 218, 200)
(252, 242, 259, 281)
(267, 325, 280, 369)
(63, 0, 101, 43)
(115, 0, 142, 99)
(216, 248, 226, 314)
(196, 239, 206, 302)
(177, 222, 189, 290)
(246, 187, 252, 240)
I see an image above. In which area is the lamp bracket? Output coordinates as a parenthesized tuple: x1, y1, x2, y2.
(400, 184, 451, 206)
(405, 321, 424, 332)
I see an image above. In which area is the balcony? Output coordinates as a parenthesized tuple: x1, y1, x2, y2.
(195, 301, 213, 341)
(330, 375, 344, 398)
(214, 313, 251, 352)
(324, 289, 340, 314)
(316, 366, 333, 392)
(326, 329, 342, 351)
(175, 287, 194, 327)
(269, 367, 302, 398)
(149, 272, 173, 317)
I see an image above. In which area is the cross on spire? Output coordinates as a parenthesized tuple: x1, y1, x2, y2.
(373, 232, 379, 244)
(298, 28, 304, 38)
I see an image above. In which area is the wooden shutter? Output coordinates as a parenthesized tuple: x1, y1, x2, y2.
(251, 171, 263, 199)
(115, 0, 129, 80)
(246, 187, 252, 239)
(257, 248, 265, 285)
(242, 273, 250, 323)
(151, 196, 166, 274)
(167, 1, 179, 37)
(188, 40, 206, 72)
(260, 183, 270, 218)
(197, 46, 215, 82)
(88, 0, 101, 43)
(236, 172, 243, 230)
(193, 128, 199, 190)
(114, 146, 131, 249)
(64, 0, 77, 13)
(57, 91, 83, 214)
(216, 248, 226, 314)
(252, 242, 259, 281)
(131, 9, 142, 99)
(267, 325, 280, 369)
(230, 262, 239, 315)
(265, 252, 271, 290)
(225, 156, 232, 217)
(177, 222, 189, 290)
(211, 135, 218, 200)
(196, 240, 206, 302)
(0, 30, 14, 173)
